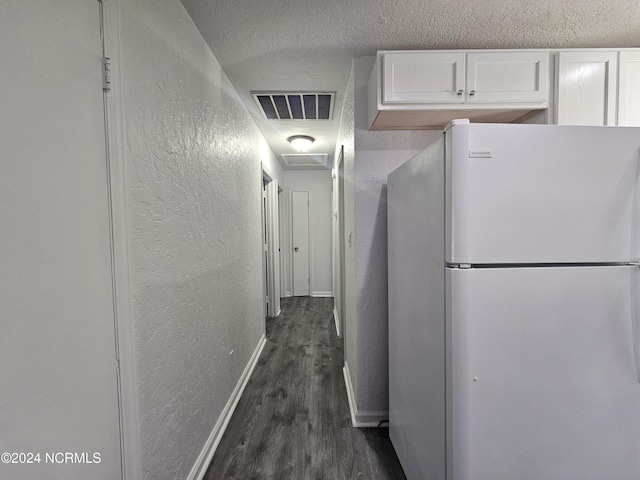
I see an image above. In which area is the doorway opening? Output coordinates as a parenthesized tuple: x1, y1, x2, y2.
(262, 165, 281, 318)
(332, 146, 346, 336)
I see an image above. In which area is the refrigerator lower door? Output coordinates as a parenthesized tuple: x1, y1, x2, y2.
(447, 265, 640, 480)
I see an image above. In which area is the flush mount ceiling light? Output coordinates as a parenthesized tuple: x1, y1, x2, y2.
(288, 135, 315, 152)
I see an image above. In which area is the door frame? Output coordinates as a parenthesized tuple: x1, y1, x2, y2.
(262, 164, 281, 317)
(101, 1, 142, 478)
(331, 146, 346, 336)
(279, 186, 290, 297)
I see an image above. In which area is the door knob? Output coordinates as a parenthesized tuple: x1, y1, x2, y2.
(294, 247, 299, 252)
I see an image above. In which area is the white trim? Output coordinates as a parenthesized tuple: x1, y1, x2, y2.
(187, 335, 267, 480)
(342, 363, 388, 428)
(312, 291, 333, 298)
(353, 409, 389, 427)
(331, 147, 345, 342)
(279, 187, 290, 299)
(343, 363, 357, 425)
(268, 177, 280, 316)
(262, 164, 281, 318)
(307, 189, 314, 296)
(331, 161, 339, 336)
(101, 1, 142, 479)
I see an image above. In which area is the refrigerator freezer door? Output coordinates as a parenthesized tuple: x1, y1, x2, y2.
(446, 123, 640, 264)
(447, 265, 640, 480)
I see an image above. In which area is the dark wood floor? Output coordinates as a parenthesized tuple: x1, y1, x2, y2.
(204, 297, 406, 480)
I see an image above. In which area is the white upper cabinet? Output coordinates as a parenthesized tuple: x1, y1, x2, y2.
(618, 51, 640, 126)
(466, 52, 549, 104)
(555, 51, 618, 126)
(369, 50, 550, 130)
(369, 48, 640, 130)
(382, 52, 466, 104)
(381, 51, 548, 106)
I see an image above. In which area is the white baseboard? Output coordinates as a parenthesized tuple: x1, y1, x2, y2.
(343, 363, 358, 425)
(312, 291, 333, 298)
(333, 306, 341, 337)
(352, 409, 389, 427)
(187, 335, 267, 480)
(342, 363, 389, 428)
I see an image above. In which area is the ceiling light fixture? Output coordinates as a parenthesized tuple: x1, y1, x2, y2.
(288, 135, 315, 152)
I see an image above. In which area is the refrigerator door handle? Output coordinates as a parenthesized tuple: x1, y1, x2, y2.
(632, 264, 640, 383)
(632, 152, 640, 381)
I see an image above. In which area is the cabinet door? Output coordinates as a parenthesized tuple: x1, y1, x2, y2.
(556, 51, 618, 125)
(466, 52, 549, 104)
(618, 51, 640, 126)
(382, 52, 465, 104)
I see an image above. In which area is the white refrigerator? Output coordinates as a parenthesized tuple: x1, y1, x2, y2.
(387, 119, 640, 480)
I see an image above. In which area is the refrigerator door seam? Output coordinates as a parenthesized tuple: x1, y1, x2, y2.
(446, 262, 634, 269)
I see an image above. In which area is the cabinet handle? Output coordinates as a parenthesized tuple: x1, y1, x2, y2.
(469, 90, 476, 96)
(457, 89, 464, 96)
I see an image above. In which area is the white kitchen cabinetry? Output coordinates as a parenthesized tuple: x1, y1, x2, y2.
(618, 51, 640, 126)
(555, 51, 618, 126)
(466, 52, 549, 104)
(369, 50, 550, 130)
(382, 52, 465, 104)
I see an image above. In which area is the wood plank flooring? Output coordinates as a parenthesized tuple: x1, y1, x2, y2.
(204, 297, 406, 480)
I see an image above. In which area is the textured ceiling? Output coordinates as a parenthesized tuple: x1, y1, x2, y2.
(180, 0, 640, 169)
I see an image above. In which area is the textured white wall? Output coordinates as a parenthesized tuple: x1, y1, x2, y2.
(119, 1, 280, 478)
(283, 170, 333, 296)
(336, 64, 358, 401)
(353, 57, 440, 412)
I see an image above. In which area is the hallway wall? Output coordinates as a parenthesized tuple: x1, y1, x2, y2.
(334, 63, 358, 409)
(352, 57, 439, 415)
(119, 0, 282, 478)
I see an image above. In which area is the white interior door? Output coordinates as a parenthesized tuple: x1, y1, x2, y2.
(0, 1, 122, 478)
(292, 191, 310, 296)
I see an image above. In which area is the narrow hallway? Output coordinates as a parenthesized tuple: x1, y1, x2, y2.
(205, 297, 406, 479)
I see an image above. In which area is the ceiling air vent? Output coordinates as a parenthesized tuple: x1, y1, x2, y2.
(252, 92, 334, 120)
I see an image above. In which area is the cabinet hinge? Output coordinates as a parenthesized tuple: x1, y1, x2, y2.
(103, 57, 112, 92)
